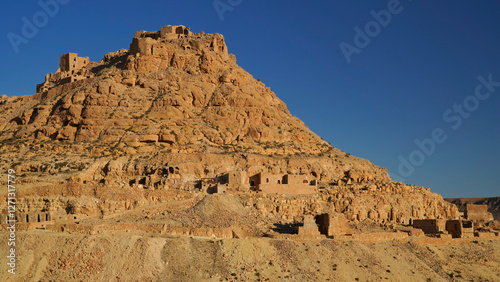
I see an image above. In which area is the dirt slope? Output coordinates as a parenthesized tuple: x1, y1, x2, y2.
(1, 231, 499, 281)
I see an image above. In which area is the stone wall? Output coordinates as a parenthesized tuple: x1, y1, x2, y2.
(466, 204, 494, 221)
(316, 213, 352, 236)
(445, 220, 474, 238)
(412, 219, 447, 234)
(250, 172, 317, 195)
(45, 222, 236, 238)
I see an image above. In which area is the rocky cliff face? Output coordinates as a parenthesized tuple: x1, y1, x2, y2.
(0, 25, 458, 224)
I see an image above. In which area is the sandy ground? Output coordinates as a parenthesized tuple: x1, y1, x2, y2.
(0, 231, 499, 281)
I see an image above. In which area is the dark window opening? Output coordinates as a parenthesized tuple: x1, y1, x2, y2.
(138, 177, 146, 185)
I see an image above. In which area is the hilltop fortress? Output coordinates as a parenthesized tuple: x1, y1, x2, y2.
(36, 25, 226, 93)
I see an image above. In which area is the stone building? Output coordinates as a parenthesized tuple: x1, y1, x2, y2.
(196, 170, 318, 195)
(465, 204, 494, 222)
(59, 53, 89, 73)
(412, 219, 447, 234)
(198, 178, 218, 194)
(249, 172, 317, 195)
(129, 25, 228, 60)
(445, 220, 474, 238)
(36, 52, 91, 93)
(130, 25, 192, 56)
(413, 219, 475, 238)
(315, 213, 352, 237)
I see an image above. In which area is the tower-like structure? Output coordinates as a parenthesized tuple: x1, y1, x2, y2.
(58, 53, 89, 73)
(36, 53, 91, 93)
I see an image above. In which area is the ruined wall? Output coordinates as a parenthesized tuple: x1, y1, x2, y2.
(226, 170, 248, 191)
(297, 215, 322, 239)
(45, 222, 235, 238)
(59, 53, 89, 73)
(316, 213, 352, 236)
(285, 174, 315, 185)
(412, 219, 447, 234)
(445, 220, 474, 238)
(129, 25, 227, 61)
(466, 204, 494, 221)
(349, 232, 408, 242)
(251, 172, 317, 195)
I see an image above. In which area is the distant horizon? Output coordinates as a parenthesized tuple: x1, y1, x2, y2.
(1, 1, 499, 198)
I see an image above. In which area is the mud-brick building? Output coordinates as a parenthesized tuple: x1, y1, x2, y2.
(413, 219, 475, 238)
(465, 204, 494, 222)
(249, 172, 317, 195)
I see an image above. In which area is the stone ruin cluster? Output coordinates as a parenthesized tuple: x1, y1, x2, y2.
(412, 204, 497, 239)
(36, 52, 92, 93)
(35, 25, 228, 95)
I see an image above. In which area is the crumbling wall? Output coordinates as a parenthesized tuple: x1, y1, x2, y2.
(466, 204, 494, 222)
(412, 219, 447, 234)
(297, 215, 322, 238)
(316, 213, 352, 237)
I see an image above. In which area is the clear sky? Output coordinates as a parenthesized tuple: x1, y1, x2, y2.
(1, 0, 499, 198)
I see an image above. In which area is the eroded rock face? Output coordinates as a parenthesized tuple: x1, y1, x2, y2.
(0, 25, 459, 228)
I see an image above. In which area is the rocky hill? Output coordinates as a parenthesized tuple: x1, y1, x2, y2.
(0, 25, 392, 186)
(0, 25, 459, 235)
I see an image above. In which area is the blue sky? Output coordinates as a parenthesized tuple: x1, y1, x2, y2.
(1, 0, 499, 198)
